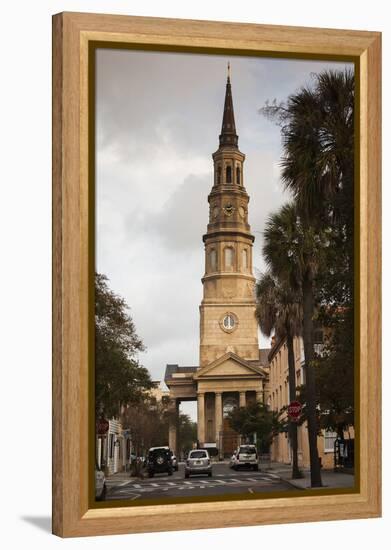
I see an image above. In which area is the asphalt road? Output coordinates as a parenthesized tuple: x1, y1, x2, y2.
(104, 462, 295, 501)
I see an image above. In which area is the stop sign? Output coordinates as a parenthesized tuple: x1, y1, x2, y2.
(288, 401, 302, 422)
(97, 418, 109, 435)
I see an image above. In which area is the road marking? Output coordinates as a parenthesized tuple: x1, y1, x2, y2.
(248, 488, 254, 494)
(167, 482, 177, 486)
(198, 480, 210, 484)
(183, 481, 193, 485)
(246, 478, 258, 482)
(133, 484, 142, 488)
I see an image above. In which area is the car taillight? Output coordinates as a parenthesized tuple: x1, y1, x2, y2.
(186, 460, 190, 466)
(207, 459, 210, 465)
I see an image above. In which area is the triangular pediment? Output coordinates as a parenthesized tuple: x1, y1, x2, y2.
(194, 352, 265, 379)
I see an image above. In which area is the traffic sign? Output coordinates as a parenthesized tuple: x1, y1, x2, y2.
(97, 418, 109, 435)
(288, 401, 302, 422)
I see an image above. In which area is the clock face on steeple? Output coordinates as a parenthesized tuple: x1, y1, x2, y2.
(223, 314, 235, 330)
(219, 312, 238, 333)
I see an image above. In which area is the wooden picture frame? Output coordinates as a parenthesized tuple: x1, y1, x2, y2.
(52, 12, 381, 537)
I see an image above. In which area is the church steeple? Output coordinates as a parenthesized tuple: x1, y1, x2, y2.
(198, 65, 259, 368)
(219, 62, 238, 148)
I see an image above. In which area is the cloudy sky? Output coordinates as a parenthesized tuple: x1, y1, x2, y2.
(96, 49, 352, 419)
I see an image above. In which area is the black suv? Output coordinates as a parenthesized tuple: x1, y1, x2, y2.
(146, 447, 174, 477)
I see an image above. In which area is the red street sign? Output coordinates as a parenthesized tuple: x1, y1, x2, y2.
(97, 418, 109, 435)
(288, 401, 302, 422)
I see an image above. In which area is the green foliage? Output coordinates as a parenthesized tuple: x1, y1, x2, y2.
(227, 402, 283, 452)
(177, 413, 198, 455)
(256, 270, 302, 340)
(314, 307, 354, 434)
(95, 272, 153, 419)
(122, 397, 169, 455)
(261, 69, 354, 227)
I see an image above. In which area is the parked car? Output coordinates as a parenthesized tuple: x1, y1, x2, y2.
(230, 444, 259, 471)
(171, 453, 179, 471)
(146, 446, 173, 477)
(95, 464, 107, 500)
(185, 449, 212, 478)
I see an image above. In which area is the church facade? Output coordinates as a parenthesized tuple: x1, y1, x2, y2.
(164, 68, 269, 458)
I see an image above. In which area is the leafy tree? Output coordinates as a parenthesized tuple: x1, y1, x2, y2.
(255, 271, 303, 478)
(95, 272, 154, 419)
(177, 414, 198, 457)
(314, 307, 354, 437)
(227, 402, 282, 453)
(261, 69, 354, 233)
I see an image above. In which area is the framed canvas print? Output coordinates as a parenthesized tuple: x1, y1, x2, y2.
(52, 12, 381, 537)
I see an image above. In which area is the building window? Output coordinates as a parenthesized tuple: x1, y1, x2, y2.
(217, 165, 222, 184)
(226, 165, 232, 183)
(324, 430, 337, 453)
(224, 247, 234, 268)
(209, 249, 217, 271)
(236, 166, 241, 185)
(242, 248, 248, 269)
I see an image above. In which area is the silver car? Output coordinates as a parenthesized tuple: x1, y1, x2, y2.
(185, 449, 212, 478)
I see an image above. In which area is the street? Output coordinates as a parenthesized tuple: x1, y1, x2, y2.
(105, 462, 295, 501)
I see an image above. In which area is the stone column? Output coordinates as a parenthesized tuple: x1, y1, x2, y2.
(168, 399, 178, 455)
(215, 392, 223, 456)
(239, 391, 246, 407)
(197, 392, 205, 447)
(256, 390, 263, 403)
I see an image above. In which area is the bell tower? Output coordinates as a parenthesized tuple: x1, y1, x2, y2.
(199, 64, 259, 367)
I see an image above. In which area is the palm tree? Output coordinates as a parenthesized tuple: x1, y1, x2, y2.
(261, 69, 354, 230)
(263, 202, 331, 487)
(255, 271, 303, 479)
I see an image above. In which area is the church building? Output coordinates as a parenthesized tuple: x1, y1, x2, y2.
(164, 66, 270, 458)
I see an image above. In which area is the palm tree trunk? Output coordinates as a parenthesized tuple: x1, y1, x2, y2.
(302, 273, 322, 487)
(286, 333, 301, 479)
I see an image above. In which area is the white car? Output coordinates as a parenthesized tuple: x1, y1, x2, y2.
(185, 449, 212, 478)
(230, 445, 259, 471)
(95, 465, 107, 500)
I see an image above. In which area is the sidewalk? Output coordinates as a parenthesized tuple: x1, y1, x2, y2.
(261, 461, 355, 490)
